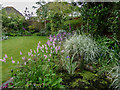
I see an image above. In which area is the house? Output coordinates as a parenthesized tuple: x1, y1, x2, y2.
(2, 6, 24, 17)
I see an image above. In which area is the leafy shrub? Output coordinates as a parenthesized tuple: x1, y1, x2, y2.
(28, 25, 35, 34)
(109, 63, 120, 90)
(95, 35, 120, 74)
(63, 33, 99, 63)
(10, 58, 63, 88)
(61, 53, 77, 74)
(62, 33, 99, 70)
(1, 35, 65, 88)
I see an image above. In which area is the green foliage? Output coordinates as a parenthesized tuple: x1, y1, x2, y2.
(63, 33, 99, 64)
(2, 9, 26, 33)
(28, 25, 35, 34)
(109, 63, 120, 90)
(95, 35, 120, 75)
(61, 53, 77, 74)
(10, 58, 64, 88)
(80, 2, 119, 36)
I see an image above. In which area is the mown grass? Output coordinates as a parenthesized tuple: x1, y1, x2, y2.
(0, 36, 48, 83)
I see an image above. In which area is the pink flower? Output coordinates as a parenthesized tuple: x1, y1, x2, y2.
(0, 59, 4, 62)
(51, 47, 53, 49)
(49, 35, 52, 41)
(53, 44, 55, 48)
(24, 62, 26, 65)
(28, 58, 31, 61)
(28, 52, 31, 56)
(46, 51, 48, 53)
(42, 45, 44, 48)
(11, 56, 13, 60)
(61, 50, 64, 52)
(37, 47, 39, 53)
(39, 41, 41, 44)
(5, 54, 8, 58)
(44, 55, 47, 59)
(45, 47, 48, 50)
(49, 54, 51, 57)
(12, 60, 15, 63)
(22, 57, 25, 60)
(34, 50, 36, 53)
(47, 40, 51, 47)
(3, 57, 6, 61)
(54, 38, 57, 41)
(20, 51, 22, 55)
(48, 59, 50, 61)
(30, 49, 32, 53)
(58, 46, 60, 50)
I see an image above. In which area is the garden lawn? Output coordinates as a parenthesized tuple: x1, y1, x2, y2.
(0, 36, 48, 83)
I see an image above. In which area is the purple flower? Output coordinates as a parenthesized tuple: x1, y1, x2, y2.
(5, 54, 8, 58)
(49, 35, 52, 41)
(37, 48, 39, 53)
(47, 40, 51, 47)
(11, 56, 13, 60)
(12, 60, 15, 63)
(22, 57, 25, 60)
(34, 50, 36, 53)
(63, 32, 66, 35)
(30, 49, 32, 53)
(53, 35, 56, 38)
(44, 55, 47, 59)
(24, 62, 26, 65)
(45, 47, 48, 50)
(3, 57, 6, 61)
(61, 50, 64, 53)
(58, 46, 60, 50)
(0, 59, 4, 62)
(51, 47, 53, 49)
(28, 58, 31, 61)
(46, 51, 48, 53)
(28, 52, 31, 56)
(53, 44, 55, 48)
(49, 54, 51, 57)
(22, 27, 26, 30)
(54, 38, 57, 41)
(42, 45, 44, 48)
(66, 56, 70, 58)
(48, 59, 50, 61)
(17, 61, 19, 64)
(20, 51, 22, 55)
(39, 41, 41, 44)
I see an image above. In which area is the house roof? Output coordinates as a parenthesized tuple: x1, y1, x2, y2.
(3, 6, 24, 17)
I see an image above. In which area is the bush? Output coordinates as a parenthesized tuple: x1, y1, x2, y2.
(10, 58, 63, 88)
(95, 35, 120, 74)
(109, 63, 120, 90)
(62, 33, 99, 70)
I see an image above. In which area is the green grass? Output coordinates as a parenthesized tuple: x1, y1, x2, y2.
(0, 36, 48, 83)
